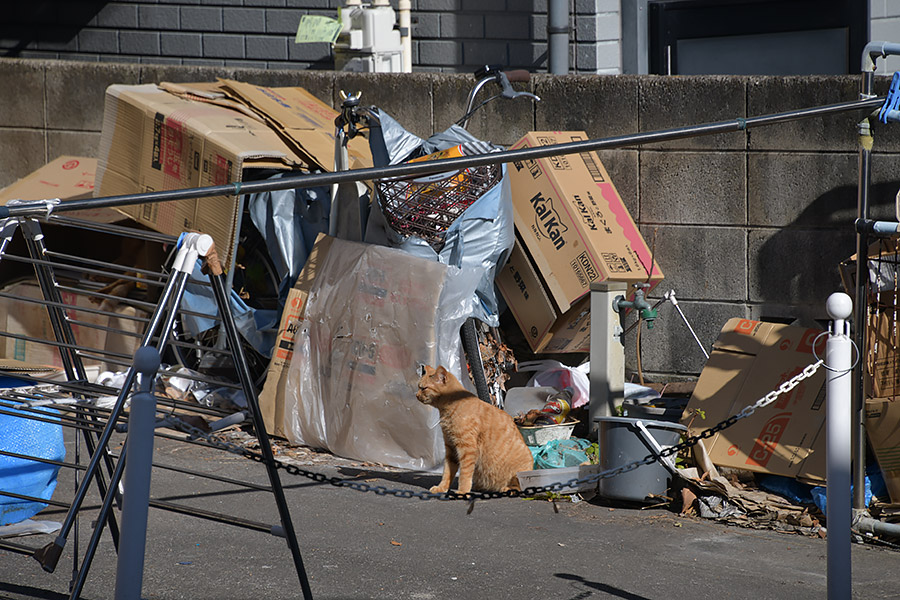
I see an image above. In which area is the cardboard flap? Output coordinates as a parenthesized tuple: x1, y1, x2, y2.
(217, 79, 372, 172)
(0, 156, 97, 204)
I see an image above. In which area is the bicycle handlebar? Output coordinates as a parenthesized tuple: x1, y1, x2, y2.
(503, 69, 531, 83)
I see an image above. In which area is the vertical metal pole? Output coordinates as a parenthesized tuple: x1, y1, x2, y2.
(114, 347, 161, 600)
(547, 0, 569, 75)
(202, 237, 314, 600)
(825, 293, 853, 600)
(589, 281, 627, 429)
(853, 68, 875, 510)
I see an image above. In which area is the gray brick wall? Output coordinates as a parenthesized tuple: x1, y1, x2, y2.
(0, 1, 621, 73)
(2, 57, 897, 378)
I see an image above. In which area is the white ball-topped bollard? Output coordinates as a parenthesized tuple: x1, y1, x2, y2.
(826, 292, 853, 321)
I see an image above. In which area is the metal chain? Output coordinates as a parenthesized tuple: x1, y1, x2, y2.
(162, 359, 824, 502)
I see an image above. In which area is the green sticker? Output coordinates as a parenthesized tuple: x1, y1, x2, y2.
(295, 15, 343, 44)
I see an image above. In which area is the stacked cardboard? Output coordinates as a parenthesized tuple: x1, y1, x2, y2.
(496, 131, 663, 353)
(95, 80, 371, 267)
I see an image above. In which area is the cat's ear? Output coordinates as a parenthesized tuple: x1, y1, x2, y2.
(434, 365, 448, 384)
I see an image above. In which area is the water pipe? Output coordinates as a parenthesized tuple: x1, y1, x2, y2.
(852, 41, 900, 511)
(613, 283, 658, 329)
(862, 41, 900, 73)
(547, 0, 568, 74)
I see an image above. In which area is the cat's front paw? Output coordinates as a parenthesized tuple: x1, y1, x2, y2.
(430, 484, 449, 493)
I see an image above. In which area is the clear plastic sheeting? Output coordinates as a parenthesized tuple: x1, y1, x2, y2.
(365, 111, 514, 327)
(283, 238, 482, 470)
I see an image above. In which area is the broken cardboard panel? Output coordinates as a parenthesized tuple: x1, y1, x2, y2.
(95, 83, 306, 268)
(0, 279, 146, 372)
(685, 318, 828, 483)
(0, 156, 122, 224)
(865, 397, 900, 504)
(507, 131, 663, 314)
(258, 233, 335, 438)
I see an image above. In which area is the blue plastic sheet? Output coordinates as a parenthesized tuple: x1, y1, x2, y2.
(0, 407, 65, 526)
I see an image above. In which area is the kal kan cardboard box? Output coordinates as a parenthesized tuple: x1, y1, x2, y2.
(498, 131, 663, 352)
(865, 397, 900, 504)
(0, 156, 123, 223)
(685, 318, 828, 483)
(507, 131, 663, 314)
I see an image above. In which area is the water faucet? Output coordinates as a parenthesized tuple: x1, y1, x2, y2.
(613, 283, 658, 329)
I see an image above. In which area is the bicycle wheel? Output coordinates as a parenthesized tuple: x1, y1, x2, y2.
(461, 317, 492, 404)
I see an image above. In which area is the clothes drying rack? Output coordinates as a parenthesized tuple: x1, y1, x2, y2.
(0, 208, 313, 600)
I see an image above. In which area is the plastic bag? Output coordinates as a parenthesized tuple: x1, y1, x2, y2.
(532, 438, 592, 470)
(283, 237, 482, 471)
(365, 110, 514, 327)
(518, 360, 591, 409)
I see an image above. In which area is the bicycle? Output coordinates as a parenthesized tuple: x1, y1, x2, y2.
(334, 65, 539, 406)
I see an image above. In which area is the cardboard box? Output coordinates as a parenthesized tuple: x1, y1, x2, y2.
(0, 279, 147, 372)
(95, 83, 307, 266)
(0, 156, 123, 223)
(866, 306, 900, 398)
(496, 237, 591, 353)
(865, 397, 900, 503)
(507, 131, 663, 313)
(258, 234, 334, 437)
(684, 318, 828, 483)
(838, 239, 900, 398)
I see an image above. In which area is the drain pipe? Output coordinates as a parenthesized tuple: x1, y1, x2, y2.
(547, 0, 568, 74)
(398, 0, 411, 72)
(853, 41, 900, 511)
(853, 511, 900, 540)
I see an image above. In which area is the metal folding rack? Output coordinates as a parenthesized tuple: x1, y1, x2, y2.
(0, 209, 312, 599)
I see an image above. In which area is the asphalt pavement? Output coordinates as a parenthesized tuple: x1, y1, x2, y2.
(2, 433, 898, 600)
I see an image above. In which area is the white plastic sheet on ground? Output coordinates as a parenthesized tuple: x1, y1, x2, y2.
(283, 238, 482, 471)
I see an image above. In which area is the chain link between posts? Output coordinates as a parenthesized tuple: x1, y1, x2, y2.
(162, 359, 824, 502)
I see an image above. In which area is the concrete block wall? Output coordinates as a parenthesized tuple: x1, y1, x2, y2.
(0, 1, 617, 74)
(3, 57, 898, 381)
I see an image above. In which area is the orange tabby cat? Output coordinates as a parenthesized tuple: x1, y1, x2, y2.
(416, 364, 534, 494)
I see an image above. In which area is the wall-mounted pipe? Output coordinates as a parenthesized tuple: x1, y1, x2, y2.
(547, 0, 568, 74)
(862, 41, 900, 72)
(398, 0, 411, 73)
(854, 41, 900, 511)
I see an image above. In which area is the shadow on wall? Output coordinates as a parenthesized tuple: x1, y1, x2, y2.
(754, 181, 900, 322)
(2, 1, 106, 57)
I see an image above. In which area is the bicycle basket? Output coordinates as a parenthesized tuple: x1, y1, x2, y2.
(375, 163, 503, 251)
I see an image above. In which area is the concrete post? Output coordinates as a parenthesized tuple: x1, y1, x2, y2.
(589, 281, 627, 429)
